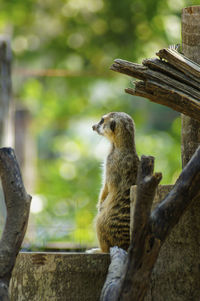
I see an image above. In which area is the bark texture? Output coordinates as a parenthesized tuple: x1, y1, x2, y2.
(110, 52, 200, 122)
(181, 6, 200, 167)
(101, 145, 200, 301)
(0, 148, 31, 300)
(10, 252, 110, 301)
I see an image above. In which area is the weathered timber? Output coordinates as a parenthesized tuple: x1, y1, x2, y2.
(111, 58, 200, 122)
(0, 148, 31, 301)
(100, 247, 127, 301)
(156, 48, 200, 81)
(112, 58, 200, 101)
(10, 252, 110, 301)
(125, 80, 200, 122)
(118, 156, 162, 301)
(110, 60, 147, 80)
(181, 6, 200, 167)
(143, 58, 200, 91)
(110, 32, 200, 126)
(101, 144, 200, 301)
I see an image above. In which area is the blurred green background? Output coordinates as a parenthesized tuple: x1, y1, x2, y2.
(1, 0, 198, 250)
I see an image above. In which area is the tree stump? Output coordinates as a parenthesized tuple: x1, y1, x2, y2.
(144, 185, 200, 300)
(10, 252, 110, 301)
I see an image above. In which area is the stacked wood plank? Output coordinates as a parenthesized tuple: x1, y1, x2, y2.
(110, 48, 200, 122)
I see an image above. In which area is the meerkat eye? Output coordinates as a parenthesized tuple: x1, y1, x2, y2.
(110, 120, 116, 132)
(99, 118, 104, 125)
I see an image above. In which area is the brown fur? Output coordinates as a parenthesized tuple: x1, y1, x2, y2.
(92, 112, 140, 252)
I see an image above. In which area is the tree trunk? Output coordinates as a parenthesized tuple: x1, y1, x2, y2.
(181, 6, 200, 167)
(0, 37, 12, 146)
(144, 186, 200, 301)
(145, 7, 200, 300)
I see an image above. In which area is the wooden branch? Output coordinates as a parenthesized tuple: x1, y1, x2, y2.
(118, 156, 162, 301)
(125, 80, 200, 122)
(101, 145, 200, 301)
(100, 247, 127, 301)
(156, 48, 200, 81)
(151, 145, 200, 241)
(112, 58, 200, 101)
(110, 48, 200, 122)
(0, 148, 31, 300)
(110, 60, 147, 80)
(143, 58, 200, 91)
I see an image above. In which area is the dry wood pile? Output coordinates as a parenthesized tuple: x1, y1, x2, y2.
(111, 48, 200, 122)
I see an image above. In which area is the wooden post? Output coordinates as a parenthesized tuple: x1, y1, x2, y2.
(0, 37, 12, 146)
(181, 6, 200, 167)
(0, 37, 13, 259)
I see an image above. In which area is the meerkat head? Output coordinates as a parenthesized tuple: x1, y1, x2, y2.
(92, 112, 135, 145)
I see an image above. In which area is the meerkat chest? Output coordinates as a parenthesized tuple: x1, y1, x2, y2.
(105, 150, 124, 187)
(105, 148, 138, 189)
(106, 150, 120, 171)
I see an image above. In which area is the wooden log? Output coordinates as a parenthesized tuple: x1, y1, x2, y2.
(181, 6, 200, 167)
(110, 60, 147, 80)
(112, 58, 200, 101)
(143, 58, 200, 91)
(111, 58, 200, 122)
(125, 80, 200, 122)
(10, 252, 110, 301)
(156, 48, 200, 81)
(0, 148, 31, 300)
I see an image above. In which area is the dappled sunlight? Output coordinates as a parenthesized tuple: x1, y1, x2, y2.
(164, 15, 181, 41)
(59, 162, 77, 180)
(31, 195, 47, 214)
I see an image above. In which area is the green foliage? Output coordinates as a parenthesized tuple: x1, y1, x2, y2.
(0, 0, 194, 247)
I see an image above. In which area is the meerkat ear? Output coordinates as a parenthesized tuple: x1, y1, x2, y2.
(110, 120, 116, 132)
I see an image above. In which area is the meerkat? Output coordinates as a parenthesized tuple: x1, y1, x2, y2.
(92, 112, 140, 252)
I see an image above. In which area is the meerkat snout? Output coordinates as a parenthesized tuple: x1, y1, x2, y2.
(92, 115, 117, 140)
(92, 117, 105, 135)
